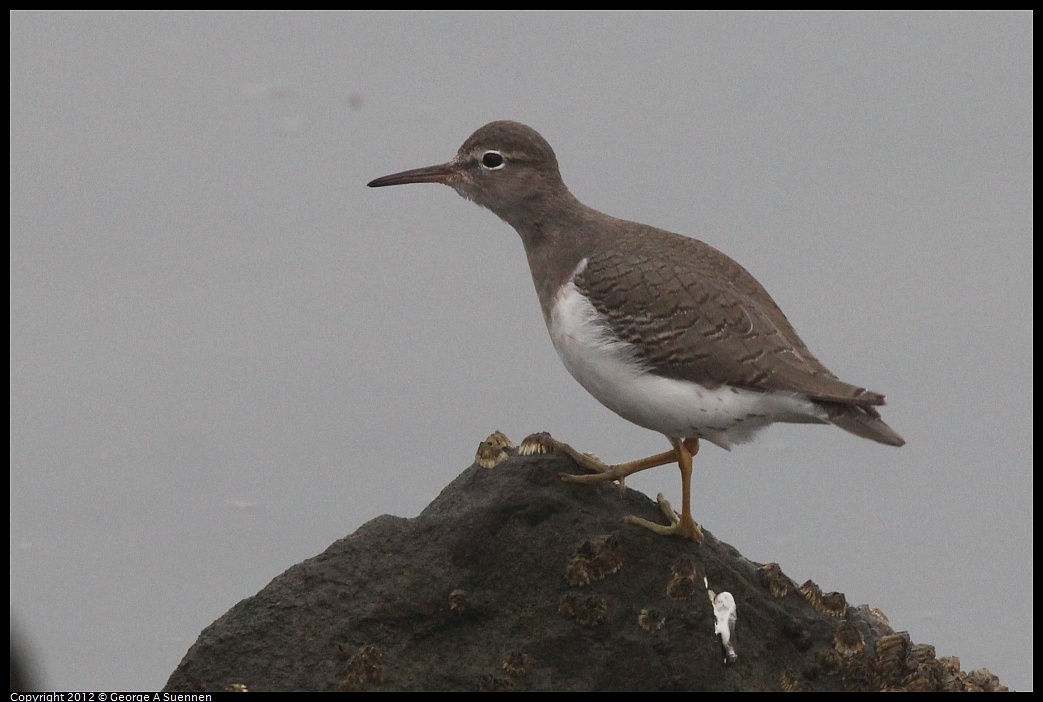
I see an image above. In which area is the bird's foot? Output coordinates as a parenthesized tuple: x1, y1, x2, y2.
(624, 493, 704, 542)
(519, 432, 626, 492)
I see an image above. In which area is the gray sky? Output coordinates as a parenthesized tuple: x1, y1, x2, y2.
(10, 11, 1032, 691)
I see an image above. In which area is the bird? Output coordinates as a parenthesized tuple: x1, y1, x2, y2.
(368, 120, 904, 542)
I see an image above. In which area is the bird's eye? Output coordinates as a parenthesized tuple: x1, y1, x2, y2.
(481, 151, 506, 170)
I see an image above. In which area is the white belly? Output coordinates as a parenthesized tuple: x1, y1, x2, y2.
(546, 266, 825, 449)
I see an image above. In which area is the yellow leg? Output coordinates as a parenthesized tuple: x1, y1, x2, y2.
(519, 434, 704, 542)
(623, 438, 703, 542)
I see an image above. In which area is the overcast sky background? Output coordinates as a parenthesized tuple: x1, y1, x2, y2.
(10, 11, 1032, 691)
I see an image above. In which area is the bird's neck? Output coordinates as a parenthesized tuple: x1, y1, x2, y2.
(496, 190, 611, 323)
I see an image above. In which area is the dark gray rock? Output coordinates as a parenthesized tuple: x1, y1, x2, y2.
(163, 445, 1006, 691)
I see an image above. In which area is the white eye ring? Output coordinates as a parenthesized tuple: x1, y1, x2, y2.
(481, 151, 506, 170)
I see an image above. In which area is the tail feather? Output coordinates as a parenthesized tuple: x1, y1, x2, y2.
(823, 403, 905, 447)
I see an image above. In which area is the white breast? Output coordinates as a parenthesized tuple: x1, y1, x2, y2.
(546, 260, 825, 448)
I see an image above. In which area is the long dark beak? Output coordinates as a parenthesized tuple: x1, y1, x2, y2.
(367, 162, 457, 188)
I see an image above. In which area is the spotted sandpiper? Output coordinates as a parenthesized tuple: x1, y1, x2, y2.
(368, 120, 904, 542)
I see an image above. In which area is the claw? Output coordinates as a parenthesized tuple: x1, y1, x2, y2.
(528, 433, 705, 543)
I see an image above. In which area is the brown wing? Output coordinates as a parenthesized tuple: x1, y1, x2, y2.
(573, 228, 884, 407)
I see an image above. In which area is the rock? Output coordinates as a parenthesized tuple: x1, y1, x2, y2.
(163, 438, 1007, 691)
